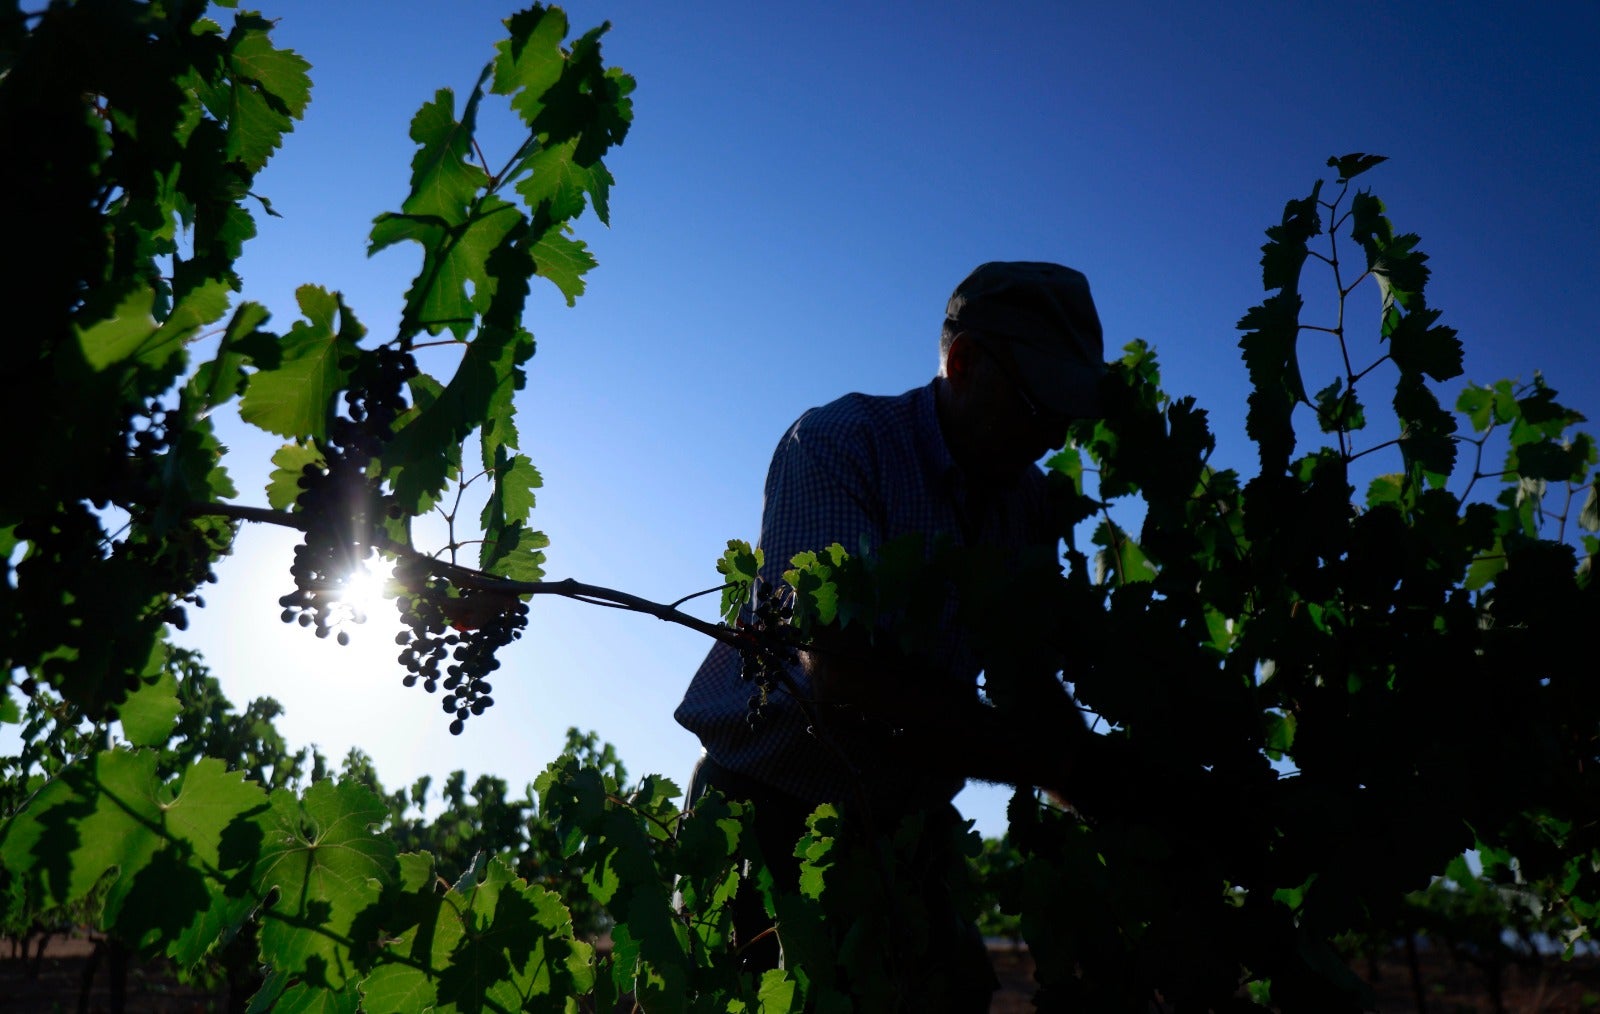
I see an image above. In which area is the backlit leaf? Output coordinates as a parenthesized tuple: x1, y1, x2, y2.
(400, 78, 490, 228)
(530, 226, 596, 305)
(493, 7, 570, 120)
(225, 19, 312, 171)
(77, 280, 230, 374)
(1313, 377, 1366, 433)
(480, 448, 542, 531)
(1581, 476, 1599, 533)
(408, 197, 524, 340)
(1456, 382, 1495, 433)
(119, 668, 181, 747)
(480, 523, 549, 582)
(267, 441, 325, 511)
(514, 136, 616, 224)
(191, 301, 272, 412)
(256, 778, 396, 988)
(239, 286, 363, 441)
(383, 326, 533, 512)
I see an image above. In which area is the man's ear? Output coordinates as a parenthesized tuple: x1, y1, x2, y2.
(945, 331, 979, 382)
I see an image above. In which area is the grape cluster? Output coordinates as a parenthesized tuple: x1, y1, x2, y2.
(114, 399, 226, 638)
(278, 346, 414, 643)
(275, 341, 531, 734)
(391, 558, 527, 734)
(277, 455, 378, 644)
(736, 579, 796, 730)
(127, 398, 173, 458)
(336, 346, 418, 457)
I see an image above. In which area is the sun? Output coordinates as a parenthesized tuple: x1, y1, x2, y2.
(336, 558, 396, 626)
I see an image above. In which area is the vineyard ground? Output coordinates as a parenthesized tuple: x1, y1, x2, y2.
(4, 933, 1598, 1012)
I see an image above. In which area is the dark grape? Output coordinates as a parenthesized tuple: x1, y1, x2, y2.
(734, 578, 799, 731)
(391, 579, 526, 734)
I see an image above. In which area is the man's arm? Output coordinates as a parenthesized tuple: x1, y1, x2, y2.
(802, 623, 1087, 794)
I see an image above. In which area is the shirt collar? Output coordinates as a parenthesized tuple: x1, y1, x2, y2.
(911, 379, 961, 491)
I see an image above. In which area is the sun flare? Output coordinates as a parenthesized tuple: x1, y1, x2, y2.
(338, 559, 395, 625)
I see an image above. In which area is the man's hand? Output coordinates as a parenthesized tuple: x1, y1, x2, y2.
(801, 621, 1087, 794)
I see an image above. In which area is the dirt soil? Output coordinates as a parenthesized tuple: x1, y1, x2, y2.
(985, 940, 1600, 1013)
(6, 934, 1600, 1012)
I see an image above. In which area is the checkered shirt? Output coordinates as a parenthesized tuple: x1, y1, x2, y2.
(673, 381, 1055, 805)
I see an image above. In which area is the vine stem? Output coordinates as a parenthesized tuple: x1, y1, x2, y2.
(1326, 180, 1356, 461)
(187, 501, 744, 649)
(1347, 438, 1404, 464)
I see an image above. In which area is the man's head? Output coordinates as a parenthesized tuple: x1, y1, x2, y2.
(936, 261, 1107, 480)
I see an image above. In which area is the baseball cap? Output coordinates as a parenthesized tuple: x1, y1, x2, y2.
(945, 261, 1107, 418)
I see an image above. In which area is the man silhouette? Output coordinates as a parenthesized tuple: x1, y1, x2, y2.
(676, 262, 1108, 1007)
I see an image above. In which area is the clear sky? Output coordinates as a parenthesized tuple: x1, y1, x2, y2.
(168, 0, 1600, 838)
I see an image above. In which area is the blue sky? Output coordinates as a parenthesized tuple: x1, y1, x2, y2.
(173, 0, 1599, 837)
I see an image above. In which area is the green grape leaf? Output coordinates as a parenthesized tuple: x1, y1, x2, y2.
(1312, 378, 1366, 433)
(238, 286, 363, 442)
(401, 78, 491, 228)
(383, 326, 534, 512)
(270, 983, 361, 1014)
(1456, 382, 1495, 433)
(1386, 306, 1462, 382)
(1393, 375, 1458, 485)
(476, 230, 538, 444)
(1371, 233, 1430, 312)
(0, 751, 163, 913)
(1489, 379, 1520, 424)
(366, 855, 593, 1014)
(0, 750, 270, 956)
(480, 523, 549, 582)
(1326, 152, 1387, 182)
(1465, 541, 1509, 591)
(1258, 184, 1323, 292)
(1512, 439, 1590, 483)
(1365, 473, 1405, 508)
(480, 448, 542, 531)
(248, 969, 293, 1014)
(514, 136, 616, 225)
(255, 778, 397, 988)
(124, 760, 273, 957)
(1262, 710, 1296, 761)
(1580, 476, 1599, 533)
(716, 540, 764, 624)
(367, 212, 444, 259)
(118, 669, 181, 747)
(163, 759, 273, 878)
(492, 7, 570, 124)
(757, 965, 798, 1012)
(1349, 191, 1391, 261)
(1092, 521, 1156, 585)
(267, 441, 326, 511)
(76, 280, 231, 374)
(494, 11, 634, 167)
(785, 546, 844, 629)
(404, 197, 525, 340)
(1237, 292, 1305, 471)
(529, 227, 596, 306)
(1511, 380, 1586, 445)
(151, 423, 238, 534)
(1045, 444, 1085, 486)
(224, 19, 312, 173)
